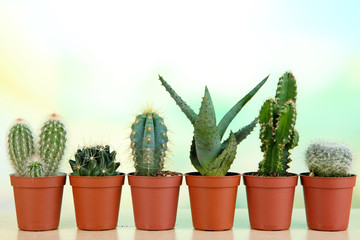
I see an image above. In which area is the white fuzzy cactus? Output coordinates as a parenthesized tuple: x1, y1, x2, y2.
(305, 141, 352, 177)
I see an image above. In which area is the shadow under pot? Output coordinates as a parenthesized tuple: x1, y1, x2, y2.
(185, 172, 241, 231)
(128, 173, 183, 230)
(300, 173, 356, 231)
(10, 174, 66, 231)
(243, 172, 298, 231)
(69, 173, 125, 230)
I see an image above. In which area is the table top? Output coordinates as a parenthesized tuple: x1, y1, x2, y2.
(0, 209, 359, 240)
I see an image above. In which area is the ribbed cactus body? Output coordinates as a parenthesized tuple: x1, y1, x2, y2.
(28, 162, 43, 177)
(305, 142, 352, 177)
(69, 145, 120, 176)
(258, 72, 299, 176)
(130, 112, 168, 176)
(39, 117, 67, 176)
(159, 74, 269, 176)
(8, 120, 35, 176)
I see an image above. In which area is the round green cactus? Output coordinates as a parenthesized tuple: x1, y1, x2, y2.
(69, 145, 120, 176)
(305, 141, 352, 177)
(8, 119, 35, 176)
(130, 111, 168, 176)
(28, 162, 43, 177)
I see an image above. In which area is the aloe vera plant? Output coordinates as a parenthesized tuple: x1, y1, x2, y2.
(159, 75, 268, 176)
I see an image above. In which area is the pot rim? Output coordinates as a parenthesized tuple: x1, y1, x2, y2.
(185, 171, 241, 188)
(128, 173, 183, 188)
(10, 173, 67, 188)
(128, 172, 183, 177)
(69, 172, 125, 188)
(185, 171, 241, 177)
(300, 172, 356, 189)
(243, 172, 298, 188)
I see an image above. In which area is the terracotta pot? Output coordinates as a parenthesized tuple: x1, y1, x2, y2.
(185, 172, 241, 231)
(128, 173, 183, 230)
(69, 173, 125, 230)
(243, 172, 298, 230)
(10, 174, 66, 231)
(300, 173, 356, 231)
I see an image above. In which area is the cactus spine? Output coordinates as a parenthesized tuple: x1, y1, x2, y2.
(39, 115, 67, 176)
(7, 114, 67, 177)
(258, 72, 299, 176)
(130, 111, 168, 176)
(69, 145, 120, 176)
(8, 119, 35, 176)
(305, 141, 352, 177)
(159, 74, 268, 176)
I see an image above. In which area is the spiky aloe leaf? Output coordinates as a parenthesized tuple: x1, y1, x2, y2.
(218, 75, 269, 139)
(193, 87, 222, 169)
(158, 75, 197, 124)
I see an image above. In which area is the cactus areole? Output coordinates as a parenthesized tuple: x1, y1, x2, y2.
(258, 72, 299, 176)
(159, 74, 269, 176)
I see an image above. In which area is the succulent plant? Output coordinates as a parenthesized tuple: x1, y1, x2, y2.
(7, 114, 67, 177)
(258, 72, 299, 176)
(69, 145, 120, 176)
(158, 74, 268, 176)
(305, 141, 352, 177)
(130, 111, 168, 176)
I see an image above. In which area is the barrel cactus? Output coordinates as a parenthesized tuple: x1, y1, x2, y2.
(258, 72, 299, 176)
(305, 141, 352, 177)
(158, 74, 268, 176)
(7, 114, 67, 177)
(69, 145, 120, 176)
(130, 111, 168, 176)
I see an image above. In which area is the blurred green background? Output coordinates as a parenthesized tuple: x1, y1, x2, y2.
(1, 1, 360, 211)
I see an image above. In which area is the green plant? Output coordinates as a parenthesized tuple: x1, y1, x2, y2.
(130, 111, 168, 176)
(7, 114, 67, 177)
(305, 141, 352, 177)
(158, 74, 268, 176)
(258, 72, 299, 176)
(69, 145, 120, 176)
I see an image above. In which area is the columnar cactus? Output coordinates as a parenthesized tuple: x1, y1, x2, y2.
(69, 145, 120, 176)
(159, 74, 268, 176)
(7, 114, 67, 177)
(258, 72, 299, 176)
(130, 111, 168, 176)
(8, 119, 35, 176)
(305, 141, 352, 177)
(39, 115, 67, 176)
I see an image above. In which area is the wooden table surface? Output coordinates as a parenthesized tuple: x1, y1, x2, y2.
(0, 209, 358, 240)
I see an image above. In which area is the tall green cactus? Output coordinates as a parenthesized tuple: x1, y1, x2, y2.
(258, 72, 299, 176)
(7, 114, 67, 177)
(159, 74, 268, 176)
(69, 145, 120, 176)
(8, 119, 35, 176)
(130, 111, 168, 176)
(39, 114, 67, 176)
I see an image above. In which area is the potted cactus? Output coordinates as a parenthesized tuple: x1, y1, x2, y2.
(128, 110, 183, 230)
(158, 74, 268, 230)
(69, 145, 124, 230)
(301, 141, 356, 231)
(8, 114, 67, 231)
(243, 72, 299, 230)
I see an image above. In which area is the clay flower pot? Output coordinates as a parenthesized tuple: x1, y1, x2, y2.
(128, 173, 183, 230)
(69, 173, 125, 230)
(10, 174, 66, 231)
(185, 172, 241, 231)
(243, 172, 298, 230)
(300, 173, 356, 231)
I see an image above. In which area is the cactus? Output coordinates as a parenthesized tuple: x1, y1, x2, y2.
(69, 145, 120, 176)
(130, 111, 168, 176)
(258, 72, 299, 176)
(159, 74, 268, 176)
(39, 114, 67, 176)
(8, 119, 35, 176)
(305, 141, 352, 177)
(28, 162, 43, 177)
(7, 114, 67, 177)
